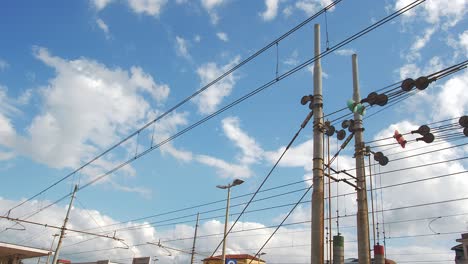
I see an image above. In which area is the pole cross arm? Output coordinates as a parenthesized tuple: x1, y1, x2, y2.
(324, 172, 361, 190)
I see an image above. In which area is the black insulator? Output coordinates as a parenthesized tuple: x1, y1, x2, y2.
(459, 116, 468, 128)
(415, 76, 430, 90)
(373, 151, 389, 166)
(401, 78, 415, 91)
(362, 92, 378, 105)
(374, 151, 384, 162)
(342, 120, 351, 129)
(411, 125, 431, 136)
(301, 95, 313, 105)
(416, 133, 435, 143)
(379, 156, 389, 166)
(326, 125, 336, 136)
(337, 129, 346, 140)
(376, 94, 388, 106)
(348, 120, 355, 132)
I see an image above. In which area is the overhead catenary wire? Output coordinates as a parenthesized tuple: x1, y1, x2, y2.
(66, 167, 468, 241)
(56, 144, 468, 241)
(7, 0, 426, 221)
(59, 196, 468, 257)
(3, 0, 347, 217)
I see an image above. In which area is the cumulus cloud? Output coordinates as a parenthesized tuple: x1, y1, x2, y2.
(193, 56, 240, 115)
(0, 47, 179, 192)
(96, 18, 110, 39)
(90, 0, 113, 11)
(222, 117, 263, 165)
(175, 36, 190, 60)
(334, 48, 356, 57)
(216, 32, 229, 42)
(127, 0, 167, 16)
(460, 31, 468, 52)
(201, 0, 225, 24)
(195, 155, 252, 178)
(406, 27, 436, 61)
(395, 0, 468, 28)
(91, 0, 167, 17)
(295, 0, 333, 16)
(260, 0, 280, 21)
(283, 50, 299, 66)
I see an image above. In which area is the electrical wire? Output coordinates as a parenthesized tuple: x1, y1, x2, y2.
(3, 0, 346, 217)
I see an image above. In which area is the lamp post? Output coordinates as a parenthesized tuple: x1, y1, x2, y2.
(217, 179, 244, 264)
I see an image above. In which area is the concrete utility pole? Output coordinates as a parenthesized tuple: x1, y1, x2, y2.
(52, 185, 78, 264)
(352, 54, 371, 264)
(190, 213, 199, 264)
(46, 234, 59, 264)
(311, 23, 324, 264)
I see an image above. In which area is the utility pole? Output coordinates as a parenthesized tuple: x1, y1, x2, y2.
(190, 213, 199, 264)
(52, 185, 78, 264)
(311, 23, 324, 264)
(46, 234, 59, 264)
(352, 54, 371, 264)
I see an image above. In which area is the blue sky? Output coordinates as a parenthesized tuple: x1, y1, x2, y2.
(0, 0, 467, 263)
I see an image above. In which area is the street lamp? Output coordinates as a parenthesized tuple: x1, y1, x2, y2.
(217, 179, 244, 264)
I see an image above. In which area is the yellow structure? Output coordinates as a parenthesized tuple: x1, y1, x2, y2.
(202, 254, 265, 264)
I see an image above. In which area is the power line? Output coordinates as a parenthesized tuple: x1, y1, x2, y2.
(3, 0, 346, 217)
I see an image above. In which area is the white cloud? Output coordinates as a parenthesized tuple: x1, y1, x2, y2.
(0, 47, 175, 186)
(0, 58, 9, 71)
(90, 0, 113, 11)
(283, 50, 299, 66)
(334, 48, 356, 56)
(193, 56, 240, 115)
(194, 35, 201, 43)
(127, 0, 168, 16)
(282, 5, 293, 17)
(260, 0, 279, 21)
(216, 32, 229, 42)
(306, 65, 329, 79)
(406, 27, 436, 61)
(398, 63, 422, 80)
(175, 36, 190, 60)
(295, 0, 333, 16)
(433, 70, 468, 120)
(221, 117, 263, 165)
(196, 154, 252, 178)
(395, 0, 468, 28)
(96, 18, 110, 39)
(201, 0, 225, 24)
(459, 30, 468, 55)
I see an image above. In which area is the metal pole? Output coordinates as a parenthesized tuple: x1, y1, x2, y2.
(327, 135, 333, 264)
(190, 213, 200, 264)
(311, 23, 324, 264)
(52, 185, 78, 264)
(352, 54, 371, 264)
(46, 234, 59, 264)
(222, 187, 231, 264)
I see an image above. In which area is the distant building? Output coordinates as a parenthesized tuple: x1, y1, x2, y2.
(343, 258, 396, 264)
(202, 254, 266, 264)
(73, 257, 150, 264)
(452, 233, 468, 264)
(0, 241, 50, 264)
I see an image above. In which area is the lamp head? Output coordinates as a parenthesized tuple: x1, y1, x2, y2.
(232, 179, 245, 186)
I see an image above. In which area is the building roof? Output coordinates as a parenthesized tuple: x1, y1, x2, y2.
(203, 254, 265, 262)
(0, 241, 50, 259)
